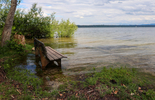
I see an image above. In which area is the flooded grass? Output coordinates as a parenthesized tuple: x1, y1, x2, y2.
(61, 51, 75, 55)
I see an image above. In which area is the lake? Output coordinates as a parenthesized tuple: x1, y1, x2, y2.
(16, 27, 155, 78)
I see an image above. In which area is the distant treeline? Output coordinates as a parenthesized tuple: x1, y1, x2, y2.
(77, 25, 155, 28)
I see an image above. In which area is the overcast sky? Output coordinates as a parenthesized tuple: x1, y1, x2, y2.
(19, 0, 155, 25)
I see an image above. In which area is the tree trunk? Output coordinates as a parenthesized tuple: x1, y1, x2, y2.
(1, 0, 17, 47)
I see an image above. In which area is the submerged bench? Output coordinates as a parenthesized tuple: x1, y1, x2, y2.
(34, 38, 67, 69)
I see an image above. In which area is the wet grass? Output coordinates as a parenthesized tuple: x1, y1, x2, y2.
(0, 44, 53, 99)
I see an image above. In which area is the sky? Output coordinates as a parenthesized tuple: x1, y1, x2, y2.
(18, 0, 155, 25)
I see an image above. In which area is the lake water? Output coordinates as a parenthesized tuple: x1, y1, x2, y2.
(16, 27, 155, 78)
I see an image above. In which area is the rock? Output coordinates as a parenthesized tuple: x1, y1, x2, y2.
(131, 93, 134, 95)
(14, 33, 25, 45)
(32, 47, 35, 51)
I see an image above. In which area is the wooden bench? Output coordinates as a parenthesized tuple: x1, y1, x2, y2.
(34, 38, 67, 69)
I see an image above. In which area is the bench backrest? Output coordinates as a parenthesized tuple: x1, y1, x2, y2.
(34, 38, 47, 57)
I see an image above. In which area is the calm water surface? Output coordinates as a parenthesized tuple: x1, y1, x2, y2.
(16, 27, 155, 78)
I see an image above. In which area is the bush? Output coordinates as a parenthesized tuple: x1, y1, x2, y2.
(57, 19, 78, 37)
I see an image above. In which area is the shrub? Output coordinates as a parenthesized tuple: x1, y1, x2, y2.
(57, 19, 78, 37)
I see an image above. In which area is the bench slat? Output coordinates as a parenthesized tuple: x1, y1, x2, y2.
(46, 46, 67, 58)
(46, 54, 54, 61)
(46, 48, 60, 60)
(45, 46, 66, 61)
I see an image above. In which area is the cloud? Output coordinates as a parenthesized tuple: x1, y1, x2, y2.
(19, 0, 155, 25)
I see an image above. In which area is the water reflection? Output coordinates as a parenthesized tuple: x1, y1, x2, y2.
(15, 54, 37, 74)
(26, 37, 78, 49)
(38, 37, 77, 49)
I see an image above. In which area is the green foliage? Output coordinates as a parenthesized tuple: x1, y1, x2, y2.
(57, 19, 78, 37)
(0, 0, 11, 27)
(0, 40, 32, 58)
(51, 90, 59, 96)
(13, 3, 53, 38)
(144, 89, 155, 99)
(86, 77, 97, 85)
(6, 40, 24, 52)
(20, 95, 32, 100)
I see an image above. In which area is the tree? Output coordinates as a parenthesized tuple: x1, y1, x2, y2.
(1, 0, 17, 47)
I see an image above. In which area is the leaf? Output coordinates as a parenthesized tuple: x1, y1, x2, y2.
(10, 95, 14, 99)
(114, 90, 118, 94)
(138, 87, 141, 90)
(121, 83, 126, 87)
(59, 93, 63, 96)
(16, 89, 21, 94)
(138, 90, 143, 93)
(16, 84, 20, 88)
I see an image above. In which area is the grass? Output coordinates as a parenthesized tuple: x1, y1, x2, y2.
(54, 67, 155, 100)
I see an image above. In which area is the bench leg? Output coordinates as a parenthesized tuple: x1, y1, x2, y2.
(56, 59, 61, 67)
(35, 47, 39, 56)
(38, 47, 49, 69)
(40, 55, 49, 69)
